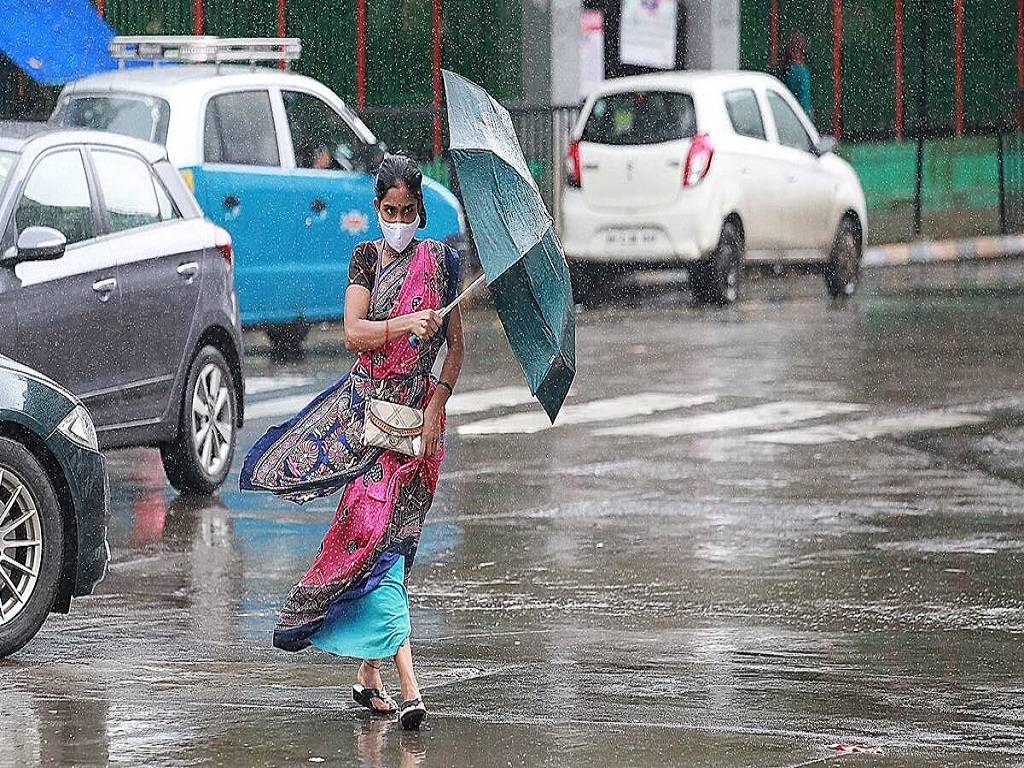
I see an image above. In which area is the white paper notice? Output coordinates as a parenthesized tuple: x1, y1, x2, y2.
(619, 0, 677, 70)
(579, 10, 605, 100)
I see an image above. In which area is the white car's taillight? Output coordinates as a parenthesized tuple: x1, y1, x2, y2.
(682, 133, 714, 187)
(214, 227, 233, 267)
(566, 140, 582, 188)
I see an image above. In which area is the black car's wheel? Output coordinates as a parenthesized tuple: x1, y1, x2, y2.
(266, 321, 310, 359)
(162, 346, 238, 496)
(824, 216, 863, 299)
(0, 437, 64, 659)
(569, 261, 620, 307)
(691, 220, 743, 306)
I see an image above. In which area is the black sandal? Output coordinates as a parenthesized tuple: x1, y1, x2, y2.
(352, 683, 397, 715)
(399, 697, 426, 731)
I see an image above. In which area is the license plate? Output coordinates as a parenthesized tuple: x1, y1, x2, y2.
(605, 228, 657, 248)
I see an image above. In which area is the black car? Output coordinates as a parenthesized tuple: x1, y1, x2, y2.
(0, 354, 108, 658)
(0, 123, 244, 494)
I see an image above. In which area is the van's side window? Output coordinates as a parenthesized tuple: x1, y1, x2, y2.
(16, 150, 95, 245)
(203, 91, 281, 167)
(282, 90, 363, 171)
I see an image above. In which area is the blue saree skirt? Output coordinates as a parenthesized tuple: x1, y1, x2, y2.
(309, 556, 411, 659)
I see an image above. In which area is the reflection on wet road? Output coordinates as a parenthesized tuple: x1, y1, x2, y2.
(6, 262, 1024, 766)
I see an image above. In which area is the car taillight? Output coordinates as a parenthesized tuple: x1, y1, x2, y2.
(682, 132, 714, 187)
(566, 141, 582, 188)
(214, 227, 233, 267)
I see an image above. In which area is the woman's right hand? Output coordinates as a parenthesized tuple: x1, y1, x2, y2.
(405, 309, 442, 341)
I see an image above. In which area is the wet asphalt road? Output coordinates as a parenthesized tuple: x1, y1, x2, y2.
(6, 261, 1024, 767)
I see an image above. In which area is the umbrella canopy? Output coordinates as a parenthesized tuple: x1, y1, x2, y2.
(444, 69, 576, 422)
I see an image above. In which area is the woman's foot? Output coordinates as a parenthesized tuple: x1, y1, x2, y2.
(399, 697, 427, 731)
(353, 661, 396, 714)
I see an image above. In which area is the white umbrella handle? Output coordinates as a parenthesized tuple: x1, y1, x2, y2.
(409, 273, 486, 347)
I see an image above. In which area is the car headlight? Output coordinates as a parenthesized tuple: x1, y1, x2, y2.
(56, 404, 98, 452)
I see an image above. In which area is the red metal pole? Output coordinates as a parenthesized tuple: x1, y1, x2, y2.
(1017, 0, 1023, 129)
(832, 0, 842, 139)
(432, 0, 443, 158)
(769, 0, 779, 70)
(96, 0, 105, 16)
(193, 0, 204, 35)
(276, 0, 287, 69)
(356, 0, 367, 111)
(953, 0, 964, 135)
(894, 0, 904, 139)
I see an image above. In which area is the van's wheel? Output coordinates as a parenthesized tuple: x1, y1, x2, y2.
(162, 346, 237, 496)
(569, 262, 618, 307)
(824, 216, 862, 298)
(266, 321, 310, 359)
(691, 220, 743, 306)
(0, 437, 64, 659)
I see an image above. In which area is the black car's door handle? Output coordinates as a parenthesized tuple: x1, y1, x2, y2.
(310, 198, 326, 213)
(177, 262, 200, 282)
(92, 277, 117, 302)
(223, 194, 240, 209)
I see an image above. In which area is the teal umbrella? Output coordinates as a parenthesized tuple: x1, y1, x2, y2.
(443, 69, 576, 422)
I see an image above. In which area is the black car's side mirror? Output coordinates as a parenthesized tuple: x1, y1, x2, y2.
(16, 226, 66, 263)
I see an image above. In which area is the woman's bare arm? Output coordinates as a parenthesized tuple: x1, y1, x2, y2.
(343, 285, 441, 352)
(420, 306, 465, 457)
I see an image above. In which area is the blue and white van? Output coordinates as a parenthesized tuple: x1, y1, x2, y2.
(53, 38, 465, 355)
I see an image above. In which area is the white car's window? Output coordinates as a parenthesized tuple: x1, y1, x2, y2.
(204, 91, 281, 167)
(91, 150, 168, 233)
(54, 95, 171, 144)
(282, 90, 363, 171)
(16, 150, 94, 245)
(767, 90, 814, 153)
(724, 89, 766, 141)
(581, 91, 696, 145)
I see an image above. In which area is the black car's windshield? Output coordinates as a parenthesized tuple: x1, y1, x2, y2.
(53, 94, 171, 144)
(0, 151, 17, 194)
(581, 90, 696, 146)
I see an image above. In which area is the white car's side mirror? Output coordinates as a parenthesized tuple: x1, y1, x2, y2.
(815, 136, 837, 156)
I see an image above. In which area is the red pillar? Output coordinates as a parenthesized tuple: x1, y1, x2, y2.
(193, 0, 204, 35)
(276, 0, 287, 69)
(894, 0, 904, 139)
(832, 0, 842, 139)
(769, 0, 779, 70)
(355, 0, 367, 111)
(96, 0, 105, 15)
(953, 0, 964, 135)
(1017, 0, 1024, 128)
(432, 0, 443, 157)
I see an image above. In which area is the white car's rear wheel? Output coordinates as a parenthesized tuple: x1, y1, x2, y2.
(692, 220, 743, 306)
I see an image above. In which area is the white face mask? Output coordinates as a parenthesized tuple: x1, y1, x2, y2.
(378, 214, 420, 253)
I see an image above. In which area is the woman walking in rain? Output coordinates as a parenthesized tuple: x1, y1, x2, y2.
(240, 154, 464, 731)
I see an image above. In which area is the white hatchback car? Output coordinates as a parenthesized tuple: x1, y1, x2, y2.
(560, 71, 867, 304)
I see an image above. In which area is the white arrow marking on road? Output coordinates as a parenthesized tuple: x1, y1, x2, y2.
(593, 401, 869, 437)
(458, 393, 715, 436)
(248, 385, 540, 422)
(749, 411, 989, 444)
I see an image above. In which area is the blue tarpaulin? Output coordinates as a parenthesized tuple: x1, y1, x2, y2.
(0, 0, 118, 85)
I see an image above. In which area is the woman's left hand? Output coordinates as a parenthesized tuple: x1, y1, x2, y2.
(419, 402, 443, 458)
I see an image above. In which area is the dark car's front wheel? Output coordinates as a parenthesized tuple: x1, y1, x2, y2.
(162, 346, 238, 496)
(0, 437, 64, 659)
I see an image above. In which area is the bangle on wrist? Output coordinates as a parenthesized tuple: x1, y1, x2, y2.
(436, 380, 454, 396)
(384, 319, 390, 343)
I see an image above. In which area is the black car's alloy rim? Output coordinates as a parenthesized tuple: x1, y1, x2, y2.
(0, 467, 42, 624)
(191, 363, 233, 477)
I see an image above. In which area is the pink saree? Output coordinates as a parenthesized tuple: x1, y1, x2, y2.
(240, 239, 459, 651)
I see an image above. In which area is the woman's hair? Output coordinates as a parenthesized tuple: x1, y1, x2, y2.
(784, 31, 807, 66)
(375, 153, 428, 228)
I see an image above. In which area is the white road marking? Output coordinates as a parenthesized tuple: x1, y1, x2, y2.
(458, 393, 715, 436)
(246, 394, 319, 420)
(445, 386, 537, 416)
(594, 401, 869, 437)
(749, 411, 989, 445)
(244, 375, 315, 395)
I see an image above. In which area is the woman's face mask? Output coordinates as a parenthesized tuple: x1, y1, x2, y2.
(379, 214, 420, 253)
